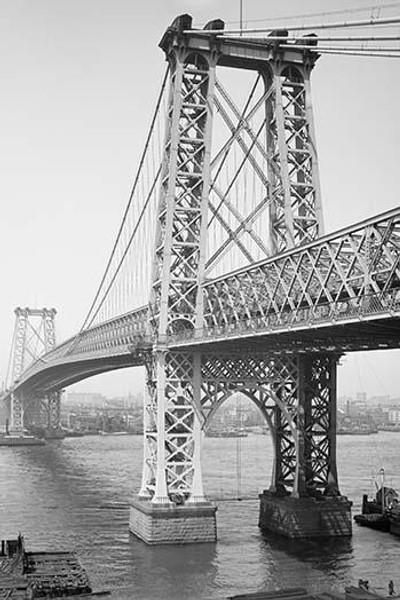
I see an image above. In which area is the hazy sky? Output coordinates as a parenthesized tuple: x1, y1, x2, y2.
(1, 0, 399, 399)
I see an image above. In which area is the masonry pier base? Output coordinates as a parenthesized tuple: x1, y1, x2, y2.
(259, 491, 352, 538)
(129, 500, 217, 545)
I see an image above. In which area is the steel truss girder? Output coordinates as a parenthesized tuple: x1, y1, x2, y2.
(203, 208, 400, 340)
(139, 349, 340, 501)
(15, 307, 150, 386)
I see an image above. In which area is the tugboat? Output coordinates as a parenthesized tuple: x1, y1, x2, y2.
(388, 503, 400, 537)
(354, 469, 399, 533)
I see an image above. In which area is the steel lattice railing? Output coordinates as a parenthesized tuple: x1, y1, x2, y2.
(201, 206, 400, 340)
(202, 288, 400, 341)
(16, 306, 149, 385)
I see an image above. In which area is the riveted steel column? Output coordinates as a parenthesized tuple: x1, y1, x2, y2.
(266, 55, 323, 254)
(46, 391, 61, 430)
(152, 350, 170, 504)
(138, 14, 220, 531)
(10, 391, 24, 432)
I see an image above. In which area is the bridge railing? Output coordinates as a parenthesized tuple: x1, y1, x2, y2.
(63, 306, 150, 357)
(200, 287, 400, 340)
(199, 206, 400, 341)
(16, 306, 150, 385)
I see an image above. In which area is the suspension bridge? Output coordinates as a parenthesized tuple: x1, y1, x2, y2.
(1, 12, 400, 544)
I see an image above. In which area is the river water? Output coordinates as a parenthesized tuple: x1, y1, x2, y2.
(1, 432, 400, 599)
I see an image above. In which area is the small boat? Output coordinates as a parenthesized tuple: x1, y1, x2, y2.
(206, 429, 248, 438)
(354, 469, 400, 535)
(338, 425, 378, 435)
(377, 424, 400, 432)
(388, 505, 400, 536)
(63, 429, 85, 437)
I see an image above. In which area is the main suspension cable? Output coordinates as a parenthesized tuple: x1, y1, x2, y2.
(217, 2, 400, 27)
(188, 15, 400, 36)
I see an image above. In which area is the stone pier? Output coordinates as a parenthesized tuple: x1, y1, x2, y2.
(259, 491, 352, 538)
(129, 500, 217, 545)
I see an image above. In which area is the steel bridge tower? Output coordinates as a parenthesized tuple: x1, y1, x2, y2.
(7, 307, 63, 437)
(130, 15, 351, 543)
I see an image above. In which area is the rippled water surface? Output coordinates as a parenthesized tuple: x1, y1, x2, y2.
(1, 433, 400, 599)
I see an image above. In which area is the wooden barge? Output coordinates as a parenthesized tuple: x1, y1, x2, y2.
(0, 536, 107, 599)
(0, 434, 45, 446)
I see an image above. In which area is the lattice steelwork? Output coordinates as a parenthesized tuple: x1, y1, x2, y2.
(46, 391, 62, 430)
(7, 307, 57, 431)
(139, 351, 205, 504)
(266, 62, 323, 252)
(200, 352, 298, 493)
(205, 37, 323, 277)
(149, 29, 216, 339)
(200, 352, 339, 495)
(141, 15, 221, 503)
(299, 355, 339, 496)
(138, 349, 340, 498)
(203, 207, 400, 340)
(206, 74, 272, 277)
(8, 307, 57, 386)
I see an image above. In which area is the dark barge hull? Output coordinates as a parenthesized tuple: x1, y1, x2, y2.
(354, 513, 391, 531)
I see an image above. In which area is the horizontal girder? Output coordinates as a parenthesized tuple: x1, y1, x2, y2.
(192, 205, 400, 350)
(160, 24, 319, 72)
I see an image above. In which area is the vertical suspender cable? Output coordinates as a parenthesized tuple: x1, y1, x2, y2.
(80, 66, 169, 332)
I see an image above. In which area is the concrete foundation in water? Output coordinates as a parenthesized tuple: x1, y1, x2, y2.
(129, 499, 217, 545)
(259, 491, 352, 538)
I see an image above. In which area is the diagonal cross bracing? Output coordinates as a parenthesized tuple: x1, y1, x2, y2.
(202, 207, 400, 342)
